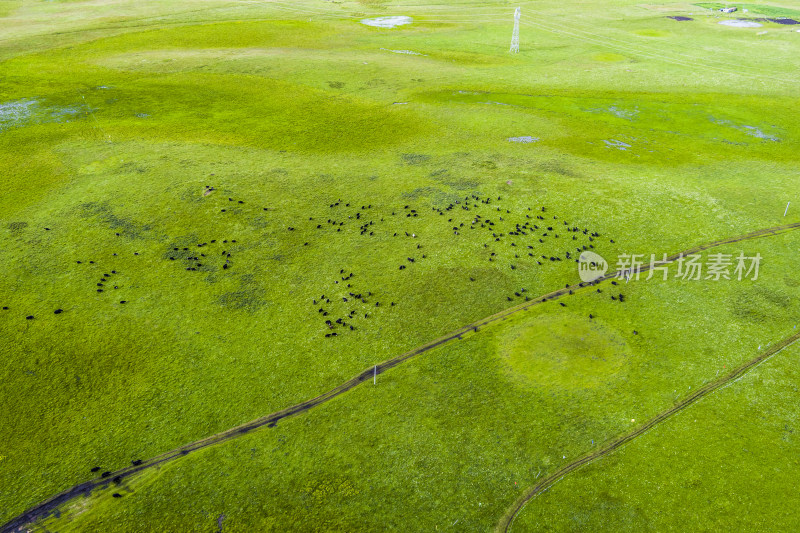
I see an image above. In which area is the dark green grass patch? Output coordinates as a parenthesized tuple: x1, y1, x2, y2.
(32, 231, 800, 532)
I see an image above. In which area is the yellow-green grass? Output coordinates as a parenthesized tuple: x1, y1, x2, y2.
(512, 341, 800, 531)
(1, 0, 799, 529)
(32, 232, 800, 531)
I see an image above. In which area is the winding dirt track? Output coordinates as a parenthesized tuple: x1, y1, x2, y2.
(4, 221, 800, 533)
(497, 329, 800, 532)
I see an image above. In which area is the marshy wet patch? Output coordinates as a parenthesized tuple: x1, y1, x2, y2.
(719, 19, 763, 28)
(741, 125, 779, 140)
(604, 139, 632, 150)
(379, 48, 424, 56)
(360, 16, 413, 28)
(508, 136, 540, 143)
(0, 98, 86, 132)
(586, 105, 639, 121)
(0, 99, 38, 130)
(712, 117, 780, 141)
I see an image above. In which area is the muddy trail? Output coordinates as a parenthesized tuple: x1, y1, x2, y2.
(497, 329, 800, 532)
(4, 221, 800, 533)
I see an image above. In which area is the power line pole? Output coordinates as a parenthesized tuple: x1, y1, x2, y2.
(510, 7, 520, 53)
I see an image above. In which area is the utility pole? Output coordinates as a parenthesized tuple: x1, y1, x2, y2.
(510, 7, 520, 53)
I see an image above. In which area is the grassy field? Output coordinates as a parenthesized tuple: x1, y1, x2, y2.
(513, 338, 800, 531)
(694, 2, 800, 17)
(1, 0, 798, 531)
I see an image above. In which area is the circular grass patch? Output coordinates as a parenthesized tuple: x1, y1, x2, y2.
(500, 314, 630, 390)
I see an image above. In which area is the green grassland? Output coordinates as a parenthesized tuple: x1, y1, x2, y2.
(0, 0, 798, 531)
(24, 231, 800, 532)
(513, 337, 800, 531)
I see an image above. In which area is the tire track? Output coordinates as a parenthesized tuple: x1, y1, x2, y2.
(4, 221, 799, 533)
(497, 329, 800, 533)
